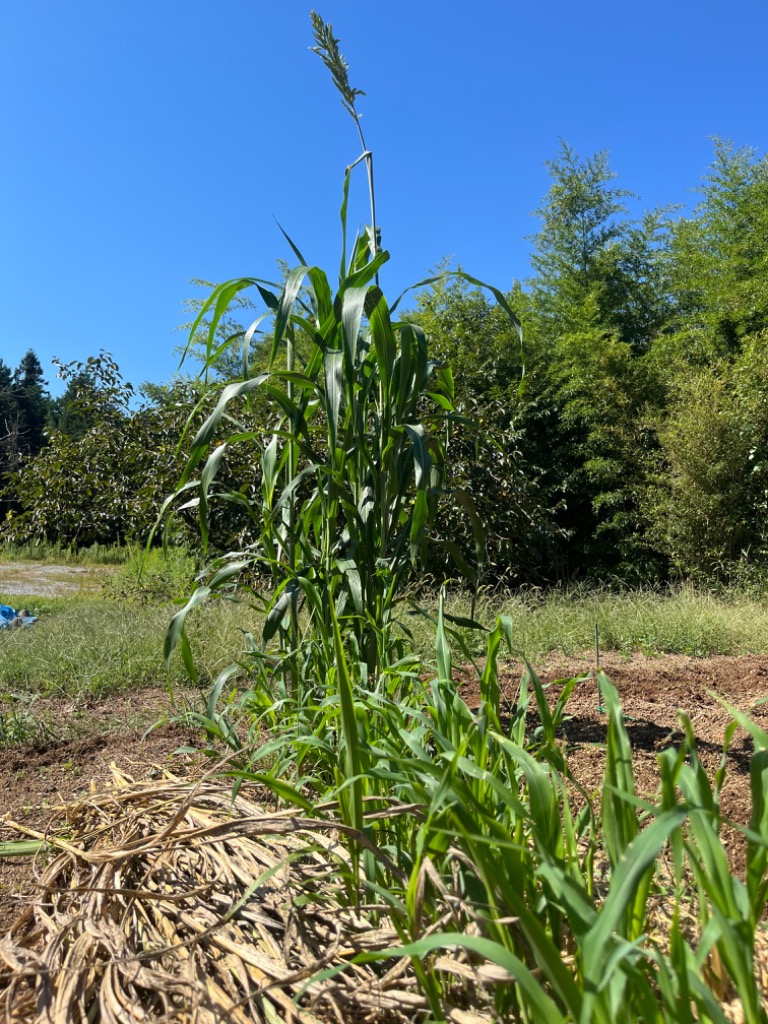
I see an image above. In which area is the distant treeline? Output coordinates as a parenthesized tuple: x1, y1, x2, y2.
(414, 138, 768, 588)
(2, 138, 767, 588)
(0, 352, 191, 546)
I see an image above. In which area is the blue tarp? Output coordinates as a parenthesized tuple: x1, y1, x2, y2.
(0, 605, 37, 628)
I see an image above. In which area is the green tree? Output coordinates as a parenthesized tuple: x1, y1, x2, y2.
(3, 355, 156, 546)
(409, 272, 564, 583)
(667, 139, 768, 360)
(0, 358, 20, 521)
(0, 359, 17, 456)
(648, 366, 751, 576)
(12, 349, 49, 456)
(641, 141, 768, 581)
(1, 354, 263, 549)
(529, 144, 631, 337)
(646, 335, 768, 580)
(543, 327, 664, 579)
(48, 355, 127, 440)
(608, 208, 675, 351)
(519, 146, 672, 578)
(529, 142, 672, 350)
(0, 359, 14, 420)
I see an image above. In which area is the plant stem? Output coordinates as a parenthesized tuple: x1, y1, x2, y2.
(350, 118, 378, 281)
(287, 324, 299, 695)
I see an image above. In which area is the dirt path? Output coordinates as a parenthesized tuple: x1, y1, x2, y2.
(0, 561, 116, 598)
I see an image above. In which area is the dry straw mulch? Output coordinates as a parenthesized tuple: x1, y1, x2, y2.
(4, 764, 767, 1024)
(0, 767, 485, 1024)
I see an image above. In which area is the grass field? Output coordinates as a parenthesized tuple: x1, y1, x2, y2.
(442, 584, 768, 659)
(3, 578, 768, 699)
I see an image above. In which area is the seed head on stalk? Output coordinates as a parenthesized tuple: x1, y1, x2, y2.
(310, 11, 379, 265)
(310, 11, 366, 136)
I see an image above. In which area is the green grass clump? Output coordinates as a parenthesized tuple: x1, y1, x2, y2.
(0, 691, 53, 748)
(104, 545, 199, 603)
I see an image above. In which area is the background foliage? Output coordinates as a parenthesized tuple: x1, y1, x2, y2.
(2, 139, 767, 589)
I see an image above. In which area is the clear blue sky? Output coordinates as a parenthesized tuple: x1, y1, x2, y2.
(2, 0, 766, 395)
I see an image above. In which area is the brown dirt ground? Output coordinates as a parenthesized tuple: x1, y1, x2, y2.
(2, 654, 768, 938)
(0, 687, 203, 933)
(460, 651, 768, 880)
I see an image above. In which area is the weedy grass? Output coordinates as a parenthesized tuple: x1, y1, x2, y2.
(0, 690, 54, 749)
(0, 540, 132, 565)
(420, 584, 768, 658)
(0, 597, 259, 697)
(104, 544, 199, 603)
(3, 582, 768, 706)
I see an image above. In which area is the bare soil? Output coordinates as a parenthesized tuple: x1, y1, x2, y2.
(2, 653, 768, 938)
(460, 651, 768, 879)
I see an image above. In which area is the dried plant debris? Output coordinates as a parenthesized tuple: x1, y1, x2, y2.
(4, 765, 767, 1023)
(0, 768, 486, 1024)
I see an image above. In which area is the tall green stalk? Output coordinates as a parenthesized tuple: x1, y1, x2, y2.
(165, 15, 519, 694)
